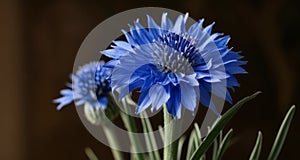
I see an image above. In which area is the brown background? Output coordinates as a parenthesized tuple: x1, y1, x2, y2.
(1, 0, 299, 159)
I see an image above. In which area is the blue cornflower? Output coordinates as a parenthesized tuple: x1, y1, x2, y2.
(102, 13, 246, 119)
(53, 61, 111, 110)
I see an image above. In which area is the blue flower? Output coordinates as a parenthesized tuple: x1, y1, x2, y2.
(53, 61, 111, 110)
(102, 13, 246, 119)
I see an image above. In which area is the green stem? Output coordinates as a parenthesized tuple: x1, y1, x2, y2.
(102, 125, 123, 160)
(141, 112, 161, 160)
(120, 98, 144, 160)
(163, 106, 179, 160)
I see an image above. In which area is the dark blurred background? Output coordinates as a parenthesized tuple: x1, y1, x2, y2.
(1, 0, 299, 159)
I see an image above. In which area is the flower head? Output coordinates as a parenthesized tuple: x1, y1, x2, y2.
(53, 61, 111, 110)
(102, 13, 246, 119)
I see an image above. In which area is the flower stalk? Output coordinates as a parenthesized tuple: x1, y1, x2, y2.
(102, 125, 123, 160)
(163, 105, 179, 160)
(120, 98, 144, 160)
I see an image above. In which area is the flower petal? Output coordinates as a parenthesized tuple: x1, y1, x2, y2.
(101, 49, 126, 59)
(161, 12, 173, 31)
(166, 84, 182, 118)
(149, 84, 170, 111)
(180, 82, 197, 112)
(112, 40, 133, 51)
(147, 15, 160, 38)
(136, 90, 152, 114)
(172, 15, 186, 34)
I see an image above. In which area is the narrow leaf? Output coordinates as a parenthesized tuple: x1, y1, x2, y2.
(216, 129, 233, 160)
(190, 91, 261, 160)
(177, 136, 186, 160)
(120, 97, 144, 160)
(194, 123, 205, 160)
(267, 105, 296, 160)
(212, 139, 218, 160)
(186, 130, 198, 160)
(249, 131, 263, 160)
(219, 130, 223, 147)
(141, 112, 161, 160)
(194, 123, 202, 144)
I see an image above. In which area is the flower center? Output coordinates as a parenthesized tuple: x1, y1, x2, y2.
(151, 32, 196, 74)
(152, 44, 192, 74)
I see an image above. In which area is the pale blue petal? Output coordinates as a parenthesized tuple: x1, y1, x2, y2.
(75, 99, 85, 106)
(103, 60, 119, 68)
(147, 15, 160, 38)
(112, 40, 133, 51)
(53, 95, 73, 110)
(122, 29, 137, 46)
(188, 19, 204, 39)
(60, 89, 73, 96)
(129, 24, 145, 44)
(136, 90, 152, 114)
(149, 84, 170, 111)
(180, 82, 197, 112)
(176, 73, 199, 86)
(134, 20, 153, 42)
(161, 13, 173, 31)
(203, 22, 215, 35)
(195, 71, 211, 79)
(215, 35, 230, 47)
(101, 49, 125, 59)
(183, 13, 189, 23)
(172, 15, 185, 34)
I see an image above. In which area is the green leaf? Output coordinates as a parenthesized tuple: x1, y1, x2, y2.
(194, 123, 206, 160)
(177, 136, 186, 160)
(119, 97, 145, 160)
(219, 130, 223, 148)
(141, 112, 161, 160)
(216, 129, 233, 160)
(186, 124, 205, 160)
(186, 130, 199, 160)
(267, 105, 296, 160)
(194, 123, 202, 144)
(212, 138, 218, 160)
(190, 91, 261, 160)
(249, 131, 263, 160)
